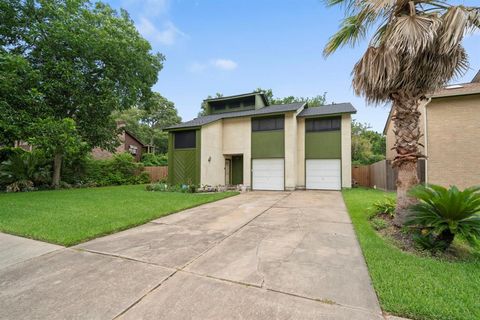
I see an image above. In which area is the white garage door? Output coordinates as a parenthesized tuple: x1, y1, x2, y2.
(252, 159, 284, 191)
(306, 159, 341, 190)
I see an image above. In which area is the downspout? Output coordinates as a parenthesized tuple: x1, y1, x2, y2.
(423, 97, 432, 184)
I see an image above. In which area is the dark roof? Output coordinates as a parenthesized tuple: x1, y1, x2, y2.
(204, 92, 269, 106)
(429, 82, 480, 98)
(165, 102, 306, 130)
(297, 103, 356, 117)
(124, 130, 146, 147)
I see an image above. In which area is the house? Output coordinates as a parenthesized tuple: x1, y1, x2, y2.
(92, 122, 146, 162)
(384, 72, 480, 189)
(165, 92, 356, 191)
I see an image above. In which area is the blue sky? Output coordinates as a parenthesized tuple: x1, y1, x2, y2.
(105, 0, 480, 132)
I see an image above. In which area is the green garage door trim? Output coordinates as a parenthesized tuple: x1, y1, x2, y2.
(168, 129, 201, 185)
(251, 130, 285, 159)
(305, 130, 341, 159)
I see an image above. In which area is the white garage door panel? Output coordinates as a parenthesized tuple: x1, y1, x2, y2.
(252, 159, 284, 191)
(306, 159, 341, 190)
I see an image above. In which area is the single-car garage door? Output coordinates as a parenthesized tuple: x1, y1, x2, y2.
(306, 159, 341, 190)
(252, 159, 284, 190)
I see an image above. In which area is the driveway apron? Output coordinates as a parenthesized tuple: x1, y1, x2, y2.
(0, 191, 382, 320)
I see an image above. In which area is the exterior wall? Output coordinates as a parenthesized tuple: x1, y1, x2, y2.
(426, 95, 480, 189)
(200, 121, 224, 186)
(168, 129, 201, 185)
(341, 114, 352, 188)
(284, 113, 297, 190)
(251, 130, 285, 158)
(296, 118, 306, 188)
(223, 117, 252, 187)
(124, 133, 144, 162)
(305, 131, 341, 159)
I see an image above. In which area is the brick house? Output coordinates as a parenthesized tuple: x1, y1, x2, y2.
(92, 123, 146, 162)
(384, 71, 480, 189)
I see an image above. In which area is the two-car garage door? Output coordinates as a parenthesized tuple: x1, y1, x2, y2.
(251, 158, 341, 191)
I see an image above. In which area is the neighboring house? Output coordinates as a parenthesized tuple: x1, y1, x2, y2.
(165, 92, 356, 191)
(384, 72, 480, 189)
(92, 123, 146, 162)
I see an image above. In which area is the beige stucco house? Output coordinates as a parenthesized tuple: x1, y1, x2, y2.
(166, 92, 356, 191)
(384, 73, 480, 189)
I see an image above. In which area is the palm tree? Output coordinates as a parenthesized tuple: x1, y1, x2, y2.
(324, 0, 480, 225)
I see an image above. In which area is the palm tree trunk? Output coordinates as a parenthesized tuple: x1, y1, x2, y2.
(52, 153, 62, 189)
(391, 92, 423, 226)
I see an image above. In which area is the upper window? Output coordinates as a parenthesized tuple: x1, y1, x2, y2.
(252, 116, 284, 132)
(212, 104, 226, 111)
(306, 117, 341, 132)
(174, 130, 196, 149)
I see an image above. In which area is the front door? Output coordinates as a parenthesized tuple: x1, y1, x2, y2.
(231, 155, 243, 185)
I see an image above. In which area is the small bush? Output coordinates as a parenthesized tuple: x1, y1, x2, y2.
(371, 218, 389, 231)
(406, 184, 480, 251)
(370, 197, 396, 219)
(0, 151, 51, 191)
(412, 231, 448, 253)
(141, 153, 167, 166)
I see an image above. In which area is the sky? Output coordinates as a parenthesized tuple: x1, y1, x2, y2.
(104, 0, 480, 133)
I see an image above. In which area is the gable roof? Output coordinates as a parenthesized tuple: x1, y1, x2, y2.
(124, 130, 146, 147)
(165, 102, 306, 130)
(297, 103, 356, 117)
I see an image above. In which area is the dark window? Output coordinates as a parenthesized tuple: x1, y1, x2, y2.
(252, 116, 284, 132)
(212, 104, 226, 111)
(229, 102, 241, 109)
(174, 130, 196, 149)
(306, 117, 341, 132)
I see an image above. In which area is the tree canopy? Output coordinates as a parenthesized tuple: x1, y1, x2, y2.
(351, 120, 385, 165)
(114, 93, 181, 154)
(0, 0, 164, 186)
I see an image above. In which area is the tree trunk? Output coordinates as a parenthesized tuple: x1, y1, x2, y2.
(391, 93, 424, 226)
(52, 153, 63, 189)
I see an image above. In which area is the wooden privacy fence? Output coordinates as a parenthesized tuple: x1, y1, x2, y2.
(143, 166, 168, 182)
(352, 160, 425, 191)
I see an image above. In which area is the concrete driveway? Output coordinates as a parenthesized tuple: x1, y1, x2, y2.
(0, 191, 382, 320)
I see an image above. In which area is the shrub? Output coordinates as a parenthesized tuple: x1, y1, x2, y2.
(141, 153, 167, 166)
(0, 151, 51, 191)
(406, 184, 480, 251)
(371, 218, 389, 231)
(146, 182, 197, 193)
(372, 197, 396, 217)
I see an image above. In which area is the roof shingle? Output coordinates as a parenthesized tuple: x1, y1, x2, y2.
(297, 103, 357, 117)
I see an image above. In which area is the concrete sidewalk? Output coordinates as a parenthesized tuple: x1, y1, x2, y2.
(0, 191, 383, 320)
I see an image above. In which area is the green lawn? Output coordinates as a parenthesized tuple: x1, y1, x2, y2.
(342, 188, 480, 320)
(0, 185, 237, 246)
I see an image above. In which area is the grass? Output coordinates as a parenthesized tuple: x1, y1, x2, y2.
(342, 188, 480, 320)
(0, 185, 237, 246)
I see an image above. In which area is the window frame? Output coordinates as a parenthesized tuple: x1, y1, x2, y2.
(174, 130, 196, 149)
(305, 116, 341, 132)
(251, 115, 285, 132)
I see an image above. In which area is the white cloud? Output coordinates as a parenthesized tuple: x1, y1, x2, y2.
(137, 18, 187, 46)
(211, 59, 238, 71)
(188, 62, 208, 73)
(187, 58, 239, 73)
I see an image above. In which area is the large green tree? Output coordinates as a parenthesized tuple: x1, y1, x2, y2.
(324, 0, 480, 224)
(114, 93, 181, 154)
(351, 120, 385, 165)
(0, 0, 164, 187)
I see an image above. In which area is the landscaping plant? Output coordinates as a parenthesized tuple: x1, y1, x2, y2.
(324, 0, 480, 224)
(406, 184, 480, 251)
(0, 151, 50, 192)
